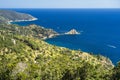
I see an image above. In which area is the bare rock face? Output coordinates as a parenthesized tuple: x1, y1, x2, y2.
(65, 29, 80, 35)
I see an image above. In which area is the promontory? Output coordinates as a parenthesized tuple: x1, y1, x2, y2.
(0, 10, 37, 24)
(65, 29, 80, 35)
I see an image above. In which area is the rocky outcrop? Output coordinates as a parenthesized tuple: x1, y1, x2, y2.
(65, 29, 80, 35)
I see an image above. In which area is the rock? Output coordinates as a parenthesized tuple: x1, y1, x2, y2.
(65, 29, 80, 35)
(11, 39, 16, 45)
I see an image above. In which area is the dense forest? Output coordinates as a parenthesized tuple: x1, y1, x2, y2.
(0, 10, 120, 80)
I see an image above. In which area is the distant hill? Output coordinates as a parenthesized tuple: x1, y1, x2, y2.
(0, 10, 57, 39)
(0, 10, 37, 23)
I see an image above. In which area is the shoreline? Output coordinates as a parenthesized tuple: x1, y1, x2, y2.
(8, 17, 38, 24)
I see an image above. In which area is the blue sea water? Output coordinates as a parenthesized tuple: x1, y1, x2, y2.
(8, 8, 120, 64)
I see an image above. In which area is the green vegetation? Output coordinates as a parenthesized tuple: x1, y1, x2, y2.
(0, 16, 8, 23)
(0, 23, 119, 80)
(0, 32, 114, 80)
(0, 24, 119, 80)
(0, 24, 58, 39)
(0, 10, 120, 80)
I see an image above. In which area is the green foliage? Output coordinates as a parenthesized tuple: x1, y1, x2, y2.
(111, 62, 120, 80)
(0, 24, 58, 39)
(0, 33, 114, 80)
(0, 23, 118, 80)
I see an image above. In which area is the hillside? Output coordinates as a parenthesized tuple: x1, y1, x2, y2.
(0, 33, 114, 80)
(0, 24, 58, 39)
(0, 10, 37, 23)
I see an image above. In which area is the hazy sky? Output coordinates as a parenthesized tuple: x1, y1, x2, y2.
(0, 0, 120, 8)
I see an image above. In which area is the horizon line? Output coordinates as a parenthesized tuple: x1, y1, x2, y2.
(0, 7, 120, 9)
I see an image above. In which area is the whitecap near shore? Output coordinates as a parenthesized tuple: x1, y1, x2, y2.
(8, 18, 38, 24)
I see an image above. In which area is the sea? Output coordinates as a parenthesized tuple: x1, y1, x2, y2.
(6, 8, 120, 64)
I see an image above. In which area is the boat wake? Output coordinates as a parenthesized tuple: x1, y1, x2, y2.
(107, 44, 117, 49)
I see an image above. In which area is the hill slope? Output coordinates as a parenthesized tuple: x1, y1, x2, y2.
(0, 31, 114, 80)
(0, 24, 58, 39)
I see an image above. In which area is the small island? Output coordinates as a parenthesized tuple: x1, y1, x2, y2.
(65, 29, 80, 35)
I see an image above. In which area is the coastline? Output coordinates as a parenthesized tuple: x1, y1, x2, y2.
(1, 10, 115, 66)
(8, 19, 60, 40)
(8, 17, 38, 24)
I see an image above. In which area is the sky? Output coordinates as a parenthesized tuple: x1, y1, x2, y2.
(0, 0, 120, 8)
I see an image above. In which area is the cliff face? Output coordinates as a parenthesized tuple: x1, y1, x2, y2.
(0, 10, 37, 23)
